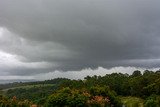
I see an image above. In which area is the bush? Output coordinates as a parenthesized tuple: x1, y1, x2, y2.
(89, 86, 122, 107)
(45, 87, 88, 107)
(144, 95, 160, 107)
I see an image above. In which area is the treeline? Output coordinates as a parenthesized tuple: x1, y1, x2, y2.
(52, 70, 160, 106)
(60, 70, 160, 98)
(0, 78, 69, 90)
(0, 70, 160, 106)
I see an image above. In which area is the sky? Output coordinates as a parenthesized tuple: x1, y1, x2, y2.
(0, 0, 160, 81)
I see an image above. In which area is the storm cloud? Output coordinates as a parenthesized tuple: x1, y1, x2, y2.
(0, 0, 160, 79)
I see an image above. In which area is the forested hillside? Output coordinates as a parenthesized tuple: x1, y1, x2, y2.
(0, 70, 160, 107)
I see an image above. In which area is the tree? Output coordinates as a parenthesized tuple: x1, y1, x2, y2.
(131, 70, 142, 77)
(143, 70, 154, 76)
(45, 87, 88, 107)
(89, 86, 122, 107)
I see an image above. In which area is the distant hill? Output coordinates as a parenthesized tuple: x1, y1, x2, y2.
(0, 79, 36, 84)
(0, 78, 69, 90)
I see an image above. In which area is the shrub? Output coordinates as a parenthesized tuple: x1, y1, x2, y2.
(144, 95, 160, 107)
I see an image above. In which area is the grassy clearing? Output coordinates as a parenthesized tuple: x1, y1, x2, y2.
(121, 96, 144, 107)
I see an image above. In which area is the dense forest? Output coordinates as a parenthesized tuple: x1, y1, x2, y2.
(0, 70, 160, 107)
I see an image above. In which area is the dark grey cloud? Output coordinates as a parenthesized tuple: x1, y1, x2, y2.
(0, 0, 160, 77)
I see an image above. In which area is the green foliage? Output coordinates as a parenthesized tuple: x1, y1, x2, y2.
(132, 70, 142, 77)
(89, 85, 122, 106)
(143, 70, 154, 76)
(144, 95, 160, 107)
(1, 70, 160, 106)
(145, 99, 158, 107)
(121, 96, 144, 107)
(3, 79, 68, 103)
(0, 78, 68, 90)
(5, 84, 57, 102)
(83, 73, 130, 96)
(46, 86, 122, 107)
(46, 87, 88, 107)
(0, 95, 31, 107)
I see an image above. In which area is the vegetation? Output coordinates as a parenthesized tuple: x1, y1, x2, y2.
(121, 97, 144, 107)
(0, 95, 31, 107)
(0, 70, 160, 106)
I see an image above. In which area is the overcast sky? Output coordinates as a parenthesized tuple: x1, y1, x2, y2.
(0, 0, 160, 81)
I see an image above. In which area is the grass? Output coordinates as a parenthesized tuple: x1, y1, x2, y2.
(120, 96, 144, 107)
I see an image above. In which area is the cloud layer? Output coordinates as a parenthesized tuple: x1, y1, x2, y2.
(0, 0, 160, 80)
